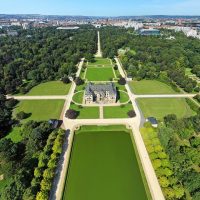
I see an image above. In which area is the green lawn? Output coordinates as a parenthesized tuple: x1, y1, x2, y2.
(63, 129, 148, 200)
(88, 58, 112, 65)
(70, 104, 99, 119)
(129, 80, 179, 94)
(119, 91, 130, 103)
(25, 81, 71, 96)
(73, 91, 84, 104)
(104, 103, 133, 118)
(13, 100, 65, 122)
(86, 67, 115, 81)
(137, 98, 196, 120)
(6, 127, 23, 143)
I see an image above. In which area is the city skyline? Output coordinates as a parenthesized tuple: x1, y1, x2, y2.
(0, 0, 200, 16)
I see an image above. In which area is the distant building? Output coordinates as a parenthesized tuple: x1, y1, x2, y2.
(139, 29, 160, 36)
(84, 83, 117, 104)
(56, 26, 79, 30)
(146, 117, 158, 128)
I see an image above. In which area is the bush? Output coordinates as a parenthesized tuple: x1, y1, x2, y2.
(16, 111, 28, 120)
(62, 76, 70, 84)
(75, 77, 84, 86)
(65, 109, 79, 119)
(127, 110, 136, 118)
(186, 98, 199, 112)
(194, 94, 200, 103)
(114, 65, 118, 70)
(118, 77, 126, 85)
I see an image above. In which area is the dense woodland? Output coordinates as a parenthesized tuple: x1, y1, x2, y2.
(158, 113, 200, 200)
(100, 27, 200, 93)
(0, 121, 64, 200)
(0, 26, 97, 94)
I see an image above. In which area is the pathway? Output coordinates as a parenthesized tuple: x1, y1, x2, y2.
(99, 106, 104, 119)
(95, 31, 102, 57)
(6, 95, 68, 100)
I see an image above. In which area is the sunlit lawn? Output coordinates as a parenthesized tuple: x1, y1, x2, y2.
(137, 98, 196, 120)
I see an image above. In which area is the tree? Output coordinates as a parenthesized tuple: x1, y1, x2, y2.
(74, 77, 84, 86)
(159, 176, 170, 188)
(118, 77, 126, 85)
(62, 76, 70, 84)
(127, 110, 136, 118)
(65, 109, 79, 119)
(16, 111, 28, 120)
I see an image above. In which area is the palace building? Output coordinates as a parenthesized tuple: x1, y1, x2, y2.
(84, 83, 117, 104)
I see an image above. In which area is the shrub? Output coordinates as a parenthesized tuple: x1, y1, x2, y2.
(118, 77, 126, 85)
(194, 94, 200, 103)
(75, 77, 84, 86)
(159, 176, 170, 188)
(62, 76, 70, 84)
(16, 111, 28, 120)
(65, 109, 79, 119)
(127, 110, 136, 118)
(114, 65, 118, 70)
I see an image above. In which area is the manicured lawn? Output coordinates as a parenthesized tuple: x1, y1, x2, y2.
(73, 91, 84, 104)
(118, 91, 130, 103)
(70, 104, 99, 119)
(13, 100, 65, 122)
(104, 103, 133, 118)
(115, 83, 126, 91)
(129, 80, 179, 94)
(63, 129, 148, 200)
(26, 81, 71, 95)
(86, 67, 115, 81)
(137, 98, 196, 120)
(88, 58, 111, 65)
(6, 127, 23, 143)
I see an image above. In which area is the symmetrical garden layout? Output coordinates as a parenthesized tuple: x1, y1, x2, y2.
(6, 32, 200, 200)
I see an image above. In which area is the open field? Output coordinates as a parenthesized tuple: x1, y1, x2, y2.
(104, 103, 133, 118)
(88, 58, 112, 66)
(137, 98, 196, 120)
(63, 128, 148, 200)
(25, 81, 71, 96)
(129, 80, 179, 94)
(13, 100, 65, 122)
(70, 104, 99, 119)
(86, 67, 115, 81)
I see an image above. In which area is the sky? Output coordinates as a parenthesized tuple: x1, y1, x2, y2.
(0, 0, 200, 16)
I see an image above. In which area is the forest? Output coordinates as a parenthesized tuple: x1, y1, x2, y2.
(0, 25, 97, 95)
(100, 27, 200, 93)
(158, 112, 200, 200)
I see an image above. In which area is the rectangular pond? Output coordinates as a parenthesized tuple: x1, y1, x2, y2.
(63, 126, 150, 200)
